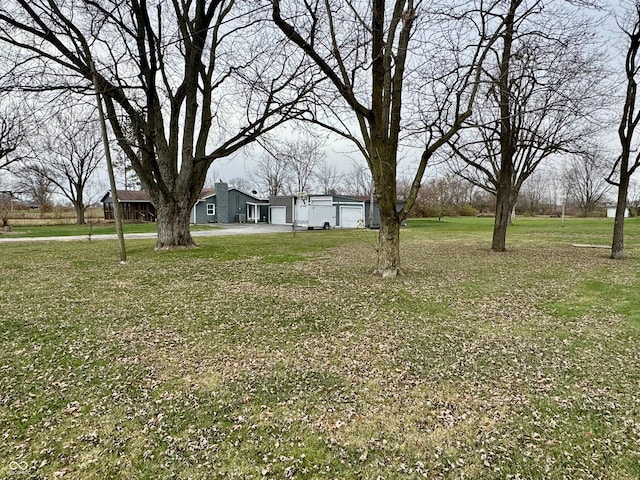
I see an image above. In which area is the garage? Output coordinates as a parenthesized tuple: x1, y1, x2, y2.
(340, 205, 365, 228)
(270, 206, 287, 225)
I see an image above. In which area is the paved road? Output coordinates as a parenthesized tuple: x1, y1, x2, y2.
(0, 224, 294, 243)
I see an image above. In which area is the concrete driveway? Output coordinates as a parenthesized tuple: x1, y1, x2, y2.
(0, 223, 294, 243)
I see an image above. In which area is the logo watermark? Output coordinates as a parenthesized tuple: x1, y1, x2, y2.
(9, 461, 28, 471)
(7, 461, 30, 477)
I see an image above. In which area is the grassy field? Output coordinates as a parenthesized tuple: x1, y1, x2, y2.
(1, 217, 639, 479)
(4, 207, 105, 227)
(2, 222, 216, 238)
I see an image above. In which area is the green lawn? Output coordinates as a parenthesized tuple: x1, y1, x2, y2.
(1, 217, 639, 479)
(3, 222, 215, 238)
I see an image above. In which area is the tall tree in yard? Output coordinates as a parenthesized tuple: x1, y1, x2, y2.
(272, 0, 505, 276)
(0, 0, 315, 248)
(448, 0, 606, 251)
(22, 108, 103, 224)
(609, 2, 640, 260)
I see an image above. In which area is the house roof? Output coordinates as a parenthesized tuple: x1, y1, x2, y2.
(234, 188, 267, 202)
(100, 190, 152, 203)
(197, 188, 216, 200)
(270, 193, 372, 202)
(116, 190, 152, 202)
(196, 187, 267, 202)
(103, 189, 212, 203)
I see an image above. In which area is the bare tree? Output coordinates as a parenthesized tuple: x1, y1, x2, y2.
(343, 162, 373, 197)
(228, 177, 256, 193)
(425, 178, 451, 221)
(517, 169, 548, 215)
(0, 189, 11, 227)
(449, 0, 607, 251)
(0, 0, 316, 248)
(565, 151, 610, 216)
(471, 188, 496, 214)
(273, 0, 505, 276)
(608, 3, 640, 259)
(13, 166, 55, 211)
(541, 163, 568, 215)
(413, 174, 473, 219)
(252, 154, 291, 196)
(396, 175, 413, 202)
(262, 135, 325, 194)
(316, 162, 343, 195)
(22, 109, 103, 224)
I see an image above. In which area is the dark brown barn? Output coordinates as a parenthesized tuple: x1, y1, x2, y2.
(101, 190, 156, 221)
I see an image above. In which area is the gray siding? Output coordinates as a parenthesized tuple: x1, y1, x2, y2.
(192, 186, 268, 224)
(228, 190, 263, 222)
(364, 201, 405, 227)
(193, 196, 217, 223)
(269, 196, 294, 223)
(215, 182, 229, 223)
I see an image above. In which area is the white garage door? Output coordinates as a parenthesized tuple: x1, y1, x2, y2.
(340, 206, 364, 228)
(270, 206, 287, 224)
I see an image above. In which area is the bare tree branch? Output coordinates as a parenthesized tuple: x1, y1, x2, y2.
(0, 0, 318, 247)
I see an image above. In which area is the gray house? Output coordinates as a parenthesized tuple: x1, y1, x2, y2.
(103, 182, 268, 224)
(191, 182, 269, 224)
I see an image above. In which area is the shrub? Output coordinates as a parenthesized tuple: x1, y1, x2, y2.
(458, 204, 479, 216)
(418, 205, 459, 218)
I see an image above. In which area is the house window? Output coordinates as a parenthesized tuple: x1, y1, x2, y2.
(207, 203, 215, 215)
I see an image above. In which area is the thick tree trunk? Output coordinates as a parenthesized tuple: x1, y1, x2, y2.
(492, 187, 511, 252)
(74, 204, 86, 225)
(611, 174, 630, 260)
(375, 183, 401, 276)
(155, 199, 195, 249)
(377, 214, 401, 278)
(372, 145, 401, 277)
